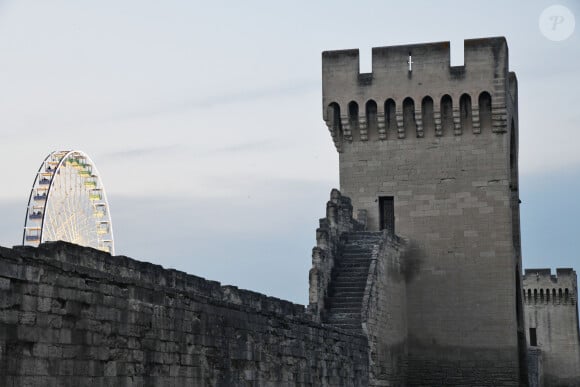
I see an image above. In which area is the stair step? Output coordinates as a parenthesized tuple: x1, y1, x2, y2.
(334, 266, 369, 271)
(331, 273, 367, 286)
(332, 278, 367, 282)
(325, 313, 360, 320)
(325, 315, 360, 322)
(331, 280, 367, 286)
(333, 273, 368, 276)
(332, 281, 366, 286)
(326, 313, 360, 319)
(327, 306, 360, 311)
(327, 321, 361, 327)
(333, 270, 368, 275)
(332, 276, 367, 281)
(334, 270, 369, 274)
(330, 296, 364, 301)
(341, 243, 379, 248)
(328, 295, 363, 301)
(342, 231, 383, 239)
(338, 257, 371, 261)
(328, 299, 362, 305)
(341, 249, 374, 253)
(338, 254, 373, 259)
(332, 284, 366, 289)
(333, 272, 367, 276)
(333, 326, 362, 332)
(333, 268, 369, 273)
(330, 305, 361, 316)
(331, 293, 364, 297)
(322, 232, 384, 329)
(325, 320, 360, 327)
(332, 281, 367, 286)
(326, 306, 361, 312)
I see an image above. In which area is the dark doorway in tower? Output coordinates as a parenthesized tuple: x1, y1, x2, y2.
(379, 196, 395, 235)
(529, 328, 537, 347)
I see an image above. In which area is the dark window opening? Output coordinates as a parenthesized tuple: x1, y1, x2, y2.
(479, 91, 492, 131)
(328, 103, 343, 144)
(348, 101, 360, 141)
(441, 94, 453, 135)
(403, 97, 417, 136)
(422, 96, 435, 137)
(529, 328, 537, 347)
(379, 196, 395, 235)
(384, 99, 396, 132)
(459, 93, 473, 133)
(366, 100, 378, 141)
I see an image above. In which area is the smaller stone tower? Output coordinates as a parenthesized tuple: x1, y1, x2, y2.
(523, 268, 580, 386)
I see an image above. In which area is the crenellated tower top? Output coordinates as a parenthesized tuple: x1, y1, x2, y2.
(523, 268, 578, 306)
(322, 37, 518, 151)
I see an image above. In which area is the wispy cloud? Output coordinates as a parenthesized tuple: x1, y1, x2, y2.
(101, 144, 186, 161)
(187, 79, 318, 109)
(213, 139, 277, 154)
(105, 78, 318, 124)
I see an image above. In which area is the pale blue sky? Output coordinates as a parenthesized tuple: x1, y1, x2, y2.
(0, 0, 578, 303)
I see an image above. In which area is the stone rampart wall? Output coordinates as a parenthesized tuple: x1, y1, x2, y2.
(0, 242, 369, 386)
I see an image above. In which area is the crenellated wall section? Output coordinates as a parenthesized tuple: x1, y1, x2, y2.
(322, 37, 516, 151)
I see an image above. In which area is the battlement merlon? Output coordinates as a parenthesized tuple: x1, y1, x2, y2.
(523, 268, 578, 287)
(322, 37, 511, 121)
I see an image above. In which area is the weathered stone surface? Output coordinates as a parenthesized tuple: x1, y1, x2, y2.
(361, 234, 407, 386)
(0, 242, 369, 386)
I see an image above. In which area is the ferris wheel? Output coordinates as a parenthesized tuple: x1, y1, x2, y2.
(22, 150, 115, 255)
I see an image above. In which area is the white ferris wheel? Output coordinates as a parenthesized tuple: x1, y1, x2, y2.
(22, 150, 115, 255)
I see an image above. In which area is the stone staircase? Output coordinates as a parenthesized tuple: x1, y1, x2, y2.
(323, 231, 383, 332)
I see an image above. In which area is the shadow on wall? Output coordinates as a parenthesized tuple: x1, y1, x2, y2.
(401, 240, 424, 282)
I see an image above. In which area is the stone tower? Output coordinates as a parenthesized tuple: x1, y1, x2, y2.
(523, 268, 580, 386)
(321, 37, 527, 385)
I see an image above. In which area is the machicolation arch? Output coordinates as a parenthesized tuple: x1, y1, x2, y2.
(524, 286, 576, 305)
(325, 91, 494, 145)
